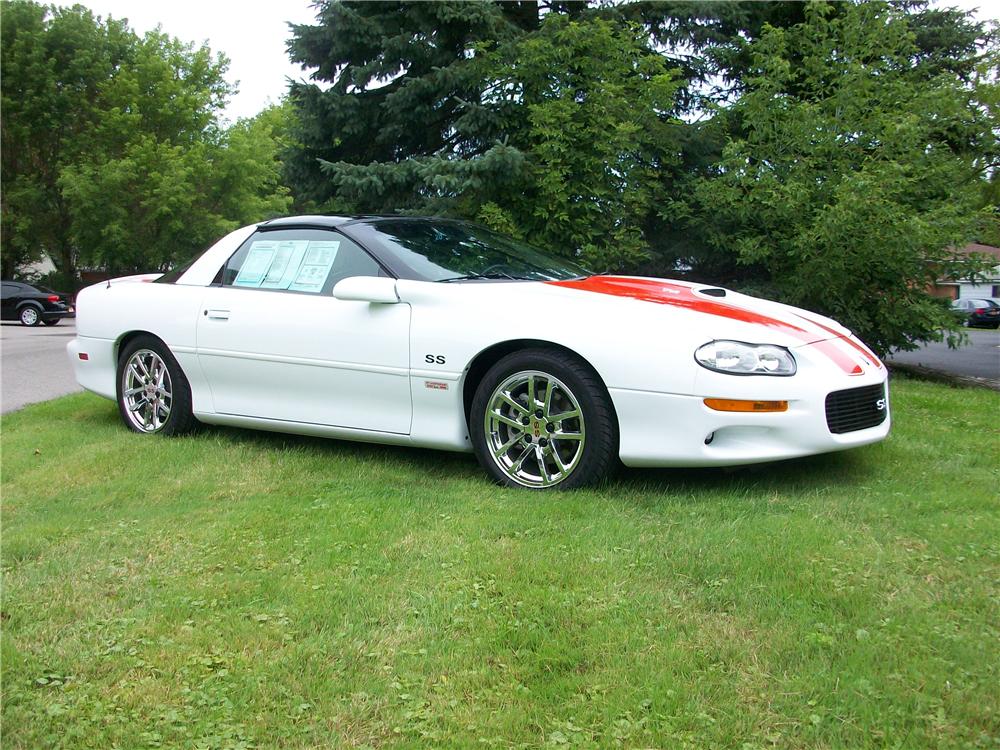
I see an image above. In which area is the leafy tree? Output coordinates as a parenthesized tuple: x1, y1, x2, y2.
(470, 15, 680, 267)
(636, 1, 994, 280)
(977, 171, 1000, 246)
(1, 1, 291, 282)
(285, 1, 528, 209)
(60, 104, 293, 274)
(690, 2, 998, 354)
(286, 0, 997, 350)
(287, 1, 683, 267)
(1, 1, 132, 279)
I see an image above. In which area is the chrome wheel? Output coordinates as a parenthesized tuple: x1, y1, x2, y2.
(484, 370, 585, 488)
(20, 307, 39, 326)
(121, 348, 173, 433)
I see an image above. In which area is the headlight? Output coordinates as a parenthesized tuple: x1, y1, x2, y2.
(694, 340, 796, 376)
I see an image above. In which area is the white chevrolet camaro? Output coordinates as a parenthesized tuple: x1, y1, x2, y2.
(68, 216, 890, 489)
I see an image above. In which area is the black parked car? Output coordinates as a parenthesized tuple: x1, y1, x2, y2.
(0, 281, 75, 326)
(951, 297, 1000, 329)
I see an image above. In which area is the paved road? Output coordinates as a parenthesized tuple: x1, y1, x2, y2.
(887, 327, 1000, 383)
(1, 321, 81, 413)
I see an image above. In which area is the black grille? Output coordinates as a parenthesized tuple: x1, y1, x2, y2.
(825, 383, 888, 434)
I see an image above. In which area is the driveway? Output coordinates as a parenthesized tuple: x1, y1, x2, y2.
(887, 327, 1000, 385)
(1, 321, 82, 413)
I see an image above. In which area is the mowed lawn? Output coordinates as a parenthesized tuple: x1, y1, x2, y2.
(1, 378, 997, 749)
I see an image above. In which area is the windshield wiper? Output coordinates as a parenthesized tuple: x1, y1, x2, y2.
(437, 271, 526, 282)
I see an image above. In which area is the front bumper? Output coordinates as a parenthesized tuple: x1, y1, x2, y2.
(611, 337, 890, 468)
(611, 381, 889, 467)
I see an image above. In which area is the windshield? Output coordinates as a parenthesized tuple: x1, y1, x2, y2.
(345, 219, 590, 282)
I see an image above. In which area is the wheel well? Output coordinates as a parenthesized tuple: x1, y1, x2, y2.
(115, 330, 162, 362)
(461, 339, 617, 431)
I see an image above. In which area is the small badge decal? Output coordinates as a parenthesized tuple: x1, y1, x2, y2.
(425, 381, 449, 390)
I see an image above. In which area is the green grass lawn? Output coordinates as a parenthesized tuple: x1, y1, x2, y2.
(2, 378, 998, 749)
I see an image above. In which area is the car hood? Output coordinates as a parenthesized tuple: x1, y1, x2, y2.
(543, 276, 881, 371)
(545, 276, 833, 339)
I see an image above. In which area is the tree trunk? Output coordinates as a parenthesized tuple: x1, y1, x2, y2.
(54, 242, 78, 290)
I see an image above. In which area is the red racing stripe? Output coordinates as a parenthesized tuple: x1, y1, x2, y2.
(548, 277, 815, 336)
(811, 339, 864, 375)
(547, 276, 867, 375)
(795, 315, 883, 369)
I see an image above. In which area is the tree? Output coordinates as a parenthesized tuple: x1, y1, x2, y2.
(690, 2, 998, 354)
(286, 1, 997, 350)
(285, 1, 529, 209)
(287, 1, 683, 267)
(59, 104, 293, 274)
(1, 1, 291, 282)
(468, 15, 680, 268)
(1, 1, 132, 279)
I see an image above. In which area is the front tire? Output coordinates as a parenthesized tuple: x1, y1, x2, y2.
(470, 348, 618, 489)
(19, 306, 41, 326)
(116, 336, 197, 435)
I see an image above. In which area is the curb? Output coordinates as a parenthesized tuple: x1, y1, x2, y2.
(887, 362, 1000, 392)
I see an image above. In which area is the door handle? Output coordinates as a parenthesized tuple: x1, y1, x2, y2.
(205, 309, 230, 320)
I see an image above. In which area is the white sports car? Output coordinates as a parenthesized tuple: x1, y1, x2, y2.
(68, 216, 890, 489)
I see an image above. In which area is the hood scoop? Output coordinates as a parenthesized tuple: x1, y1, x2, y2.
(699, 288, 727, 298)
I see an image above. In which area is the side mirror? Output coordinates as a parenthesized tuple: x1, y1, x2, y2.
(332, 276, 399, 304)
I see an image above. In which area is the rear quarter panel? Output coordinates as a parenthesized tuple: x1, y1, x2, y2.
(73, 281, 209, 410)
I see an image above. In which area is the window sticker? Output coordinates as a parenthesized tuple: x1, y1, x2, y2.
(233, 239, 339, 293)
(259, 241, 309, 289)
(288, 241, 339, 293)
(233, 242, 277, 287)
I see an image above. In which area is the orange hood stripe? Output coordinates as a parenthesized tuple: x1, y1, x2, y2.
(795, 315, 883, 369)
(548, 277, 813, 336)
(547, 276, 868, 375)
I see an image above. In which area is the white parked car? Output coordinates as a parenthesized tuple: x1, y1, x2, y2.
(68, 216, 890, 489)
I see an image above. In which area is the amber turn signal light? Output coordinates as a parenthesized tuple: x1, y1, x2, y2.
(704, 398, 788, 412)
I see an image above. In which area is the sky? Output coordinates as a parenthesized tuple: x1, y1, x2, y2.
(71, 0, 996, 125)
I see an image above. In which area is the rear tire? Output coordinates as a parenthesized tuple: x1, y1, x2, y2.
(19, 306, 41, 326)
(470, 348, 618, 489)
(43, 319, 60, 326)
(116, 335, 198, 435)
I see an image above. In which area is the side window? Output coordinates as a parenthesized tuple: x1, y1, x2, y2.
(220, 229, 384, 295)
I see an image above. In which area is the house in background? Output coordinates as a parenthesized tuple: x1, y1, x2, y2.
(19, 252, 56, 279)
(930, 243, 1000, 300)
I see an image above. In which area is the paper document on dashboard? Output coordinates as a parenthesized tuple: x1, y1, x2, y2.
(289, 241, 339, 293)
